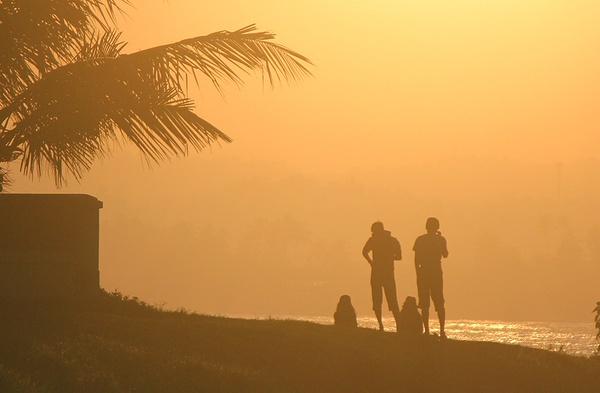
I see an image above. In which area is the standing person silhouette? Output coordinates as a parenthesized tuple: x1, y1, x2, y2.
(362, 222, 402, 332)
(413, 217, 449, 338)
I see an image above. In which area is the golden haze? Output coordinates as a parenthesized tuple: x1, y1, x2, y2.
(12, 0, 600, 321)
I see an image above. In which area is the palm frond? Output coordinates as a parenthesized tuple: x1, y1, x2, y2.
(77, 30, 127, 62)
(0, 0, 127, 106)
(1, 22, 311, 185)
(2, 25, 312, 185)
(5, 42, 231, 184)
(123, 24, 313, 92)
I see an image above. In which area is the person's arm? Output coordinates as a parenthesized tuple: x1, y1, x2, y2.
(413, 238, 420, 269)
(441, 237, 449, 258)
(394, 238, 402, 261)
(362, 239, 373, 265)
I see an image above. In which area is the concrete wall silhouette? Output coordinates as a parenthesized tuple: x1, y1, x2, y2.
(0, 194, 102, 300)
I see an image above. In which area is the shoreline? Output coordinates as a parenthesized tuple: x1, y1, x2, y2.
(225, 315, 597, 357)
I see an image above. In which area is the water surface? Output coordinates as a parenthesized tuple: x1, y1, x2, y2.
(266, 316, 597, 356)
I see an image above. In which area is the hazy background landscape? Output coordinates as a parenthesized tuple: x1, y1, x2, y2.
(9, 0, 600, 321)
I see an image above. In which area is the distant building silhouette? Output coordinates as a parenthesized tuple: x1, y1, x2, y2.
(0, 194, 103, 300)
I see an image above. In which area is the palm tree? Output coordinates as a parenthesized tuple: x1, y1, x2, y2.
(0, 1, 311, 189)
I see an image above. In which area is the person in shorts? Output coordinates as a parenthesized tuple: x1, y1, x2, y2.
(413, 217, 449, 338)
(362, 221, 402, 331)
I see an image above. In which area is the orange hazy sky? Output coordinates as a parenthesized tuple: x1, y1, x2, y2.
(12, 0, 600, 321)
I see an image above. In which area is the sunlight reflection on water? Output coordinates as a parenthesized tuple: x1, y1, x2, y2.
(283, 317, 597, 356)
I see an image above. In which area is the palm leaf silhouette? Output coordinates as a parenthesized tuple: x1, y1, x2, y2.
(0, 1, 311, 186)
(0, 0, 127, 105)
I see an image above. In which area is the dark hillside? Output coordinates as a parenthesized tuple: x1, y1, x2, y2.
(0, 293, 597, 393)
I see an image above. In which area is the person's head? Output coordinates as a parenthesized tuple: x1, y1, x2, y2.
(337, 295, 354, 311)
(426, 217, 440, 234)
(402, 296, 418, 311)
(371, 221, 385, 235)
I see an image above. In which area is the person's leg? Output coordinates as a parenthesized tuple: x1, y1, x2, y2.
(371, 273, 384, 331)
(375, 308, 384, 331)
(421, 308, 430, 335)
(432, 269, 446, 337)
(416, 269, 431, 334)
(392, 308, 401, 334)
(383, 275, 401, 332)
(438, 308, 446, 338)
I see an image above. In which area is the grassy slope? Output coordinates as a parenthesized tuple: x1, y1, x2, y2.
(0, 294, 598, 393)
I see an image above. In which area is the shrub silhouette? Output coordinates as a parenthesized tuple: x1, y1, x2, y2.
(594, 301, 600, 355)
